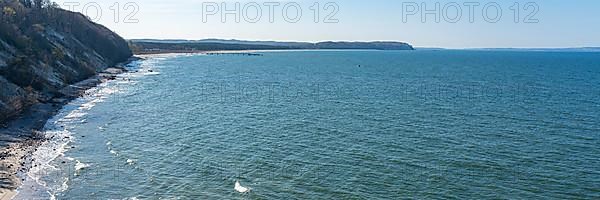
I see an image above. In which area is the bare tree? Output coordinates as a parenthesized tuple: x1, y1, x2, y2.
(20, 0, 33, 8)
(33, 0, 42, 9)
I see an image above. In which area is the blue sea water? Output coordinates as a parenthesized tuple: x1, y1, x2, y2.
(15, 50, 600, 199)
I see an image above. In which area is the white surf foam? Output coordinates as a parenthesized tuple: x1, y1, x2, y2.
(144, 71, 161, 76)
(13, 57, 167, 199)
(74, 160, 90, 176)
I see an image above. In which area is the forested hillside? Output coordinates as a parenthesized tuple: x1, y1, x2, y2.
(0, 0, 132, 123)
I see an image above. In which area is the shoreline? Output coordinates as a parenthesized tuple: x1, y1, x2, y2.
(133, 49, 396, 55)
(0, 57, 140, 199)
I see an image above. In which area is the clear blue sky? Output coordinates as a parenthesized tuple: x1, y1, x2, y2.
(53, 0, 600, 48)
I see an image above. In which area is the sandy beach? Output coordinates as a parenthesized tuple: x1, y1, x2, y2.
(0, 102, 57, 199)
(0, 141, 39, 200)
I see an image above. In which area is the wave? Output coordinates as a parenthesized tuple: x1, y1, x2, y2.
(74, 160, 89, 176)
(144, 71, 161, 76)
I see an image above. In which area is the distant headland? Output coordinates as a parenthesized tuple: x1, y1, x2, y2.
(129, 39, 415, 54)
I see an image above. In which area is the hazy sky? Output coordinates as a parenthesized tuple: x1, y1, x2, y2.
(53, 0, 600, 48)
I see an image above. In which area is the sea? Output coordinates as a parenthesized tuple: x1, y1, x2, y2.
(13, 50, 600, 199)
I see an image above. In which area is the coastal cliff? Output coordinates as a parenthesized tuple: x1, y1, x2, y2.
(0, 0, 132, 124)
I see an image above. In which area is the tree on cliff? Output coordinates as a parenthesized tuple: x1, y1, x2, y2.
(19, 0, 31, 8)
(17, 0, 50, 9)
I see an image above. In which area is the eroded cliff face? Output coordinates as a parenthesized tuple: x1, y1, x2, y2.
(0, 0, 132, 123)
(0, 77, 30, 122)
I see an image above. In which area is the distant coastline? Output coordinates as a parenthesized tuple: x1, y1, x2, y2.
(129, 39, 414, 55)
(129, 39, 600, 55)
